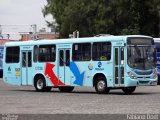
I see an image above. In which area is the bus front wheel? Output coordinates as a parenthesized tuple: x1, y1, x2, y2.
(95, 77, 110, 94)
(34, 76, 47, 92)
(122, 86, 136, 94)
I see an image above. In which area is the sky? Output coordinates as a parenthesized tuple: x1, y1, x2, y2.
(0, 0, 53, 39)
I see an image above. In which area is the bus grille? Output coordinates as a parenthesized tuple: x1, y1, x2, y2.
(139, 81, 149, 84)
(134, 70, 152, 75)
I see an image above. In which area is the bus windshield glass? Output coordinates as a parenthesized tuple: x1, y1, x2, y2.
(127, 45, 156, 70)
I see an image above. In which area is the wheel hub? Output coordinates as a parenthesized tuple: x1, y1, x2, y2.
(97, 81, 105, 91)
(37, 79, 43, 90)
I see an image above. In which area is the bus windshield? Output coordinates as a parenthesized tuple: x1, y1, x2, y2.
(127, 45, 156, 70)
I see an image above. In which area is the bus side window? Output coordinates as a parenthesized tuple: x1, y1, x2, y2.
(28, 52, 32, 67)
(92, 42, 111, 61)
(51, 46, 56, 61)
(22, 52, 26, 67)
(38, 45, 56, 62)
(6, 46, 20, 63)
(72, 43, 91, 61)
(66, 50, 70, 66)
(59, 50, 64, 66)
(33, 45, 38, 62)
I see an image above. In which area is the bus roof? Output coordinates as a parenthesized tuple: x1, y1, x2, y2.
(4, 35, 152, 46)
(154, 38, 160, 41)
(154, 38, 160, 49)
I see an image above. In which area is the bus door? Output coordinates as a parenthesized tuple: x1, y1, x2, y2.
(21, 51, 32, 85)
(58, 49, 70, 85)
(114, 47, 124, 86)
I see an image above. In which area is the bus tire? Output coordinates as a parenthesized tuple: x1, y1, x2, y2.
(95, 76, 110, 94)
(34, 76, 46, 92)
(122, 86, 136, 95)
(157, 79, 160, 85)
(59, 86, 74, 92)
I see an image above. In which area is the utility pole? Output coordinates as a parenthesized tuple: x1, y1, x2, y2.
(31, 24, 37, 40)
(0, 25, 2, 39)
(73, 30, 79, 38)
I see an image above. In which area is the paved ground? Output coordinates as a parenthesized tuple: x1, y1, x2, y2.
(0, 78, 160, 114)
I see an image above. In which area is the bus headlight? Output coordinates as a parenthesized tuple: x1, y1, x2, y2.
(127, 71, 137, 79)
(151, 69, 157, 79)
(151, 74, 157, 79)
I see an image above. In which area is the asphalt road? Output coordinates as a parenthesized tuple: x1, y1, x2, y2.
(0, 78, 160, 114)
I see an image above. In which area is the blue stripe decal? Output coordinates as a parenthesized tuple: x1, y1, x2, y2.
(69, 62, 84, 86)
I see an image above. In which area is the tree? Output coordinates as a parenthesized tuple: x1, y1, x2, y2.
(42, 0, 160, 38)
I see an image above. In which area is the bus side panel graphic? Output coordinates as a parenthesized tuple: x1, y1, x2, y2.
(69, 61, 84, 86)
(45, 62, 64, 86)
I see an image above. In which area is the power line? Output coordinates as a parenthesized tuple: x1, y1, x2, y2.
(0, 24, 37, 40)
(0, 24, 34, 26)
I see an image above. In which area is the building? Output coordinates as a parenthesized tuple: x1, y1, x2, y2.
(20, 32, 59, 41)
(0, 39, 18, 45)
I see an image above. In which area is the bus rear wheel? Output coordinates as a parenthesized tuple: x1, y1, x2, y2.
(95, 77, 110, 94)
(34, 76, 47, 92)
(59, 86, 74, 92)
(122, 86, 136, 94)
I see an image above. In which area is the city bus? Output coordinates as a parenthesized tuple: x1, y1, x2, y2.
(154, 38, 160, 85)
(3, 35, 157, 94)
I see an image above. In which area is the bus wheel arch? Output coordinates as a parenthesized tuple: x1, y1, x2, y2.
(34, 74, 51, 92)
(93, 73, 110, 94)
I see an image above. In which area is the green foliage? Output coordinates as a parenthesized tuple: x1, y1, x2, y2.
(42, 0, 160, 38)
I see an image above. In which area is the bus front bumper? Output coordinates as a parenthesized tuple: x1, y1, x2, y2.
(126, 77, 158, 86)
(138, 80, 157, 86)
